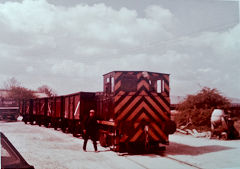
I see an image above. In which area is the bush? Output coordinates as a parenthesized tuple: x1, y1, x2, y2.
(175, 87, 230, 131)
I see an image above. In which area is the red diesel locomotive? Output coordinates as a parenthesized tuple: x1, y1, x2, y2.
(20, 71, 176, 152)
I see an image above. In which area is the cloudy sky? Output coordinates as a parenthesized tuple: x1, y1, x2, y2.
(0, 0, 239, 98)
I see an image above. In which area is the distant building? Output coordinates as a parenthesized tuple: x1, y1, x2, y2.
(0, 89, 9, 98)
(0, 90, 19, 120)
(33, 92, 48, 98)
(0, 89, 48, 120)
(0, 89, 48, 99)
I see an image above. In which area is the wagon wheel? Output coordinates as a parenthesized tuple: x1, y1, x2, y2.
(164, 120, 177, 134)
(99, 133, 108, 147)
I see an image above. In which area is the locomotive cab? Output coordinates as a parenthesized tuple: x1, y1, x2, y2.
(97, 71, 176, 152)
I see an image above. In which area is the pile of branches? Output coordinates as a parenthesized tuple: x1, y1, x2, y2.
(174, 87, 230, 132)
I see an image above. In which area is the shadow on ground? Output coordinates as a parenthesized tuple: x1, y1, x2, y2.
(118, 142, 234, 157)
(0, 120, 18, 123)
(165, 142, 233, 156)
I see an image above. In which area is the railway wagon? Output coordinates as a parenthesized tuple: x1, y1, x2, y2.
(22, 99, 33, 124)
(51, 96, 64, 130)
(61, 92, 96, 135)
(33, 97, 57, 127)
(34, 98, 47, 126)
(22, 92, 96, 135)
(19, 100, 24, 117)
(20, 99, 28, 123)
(21, 98, 45, 125)
(96, 71, 176, 152)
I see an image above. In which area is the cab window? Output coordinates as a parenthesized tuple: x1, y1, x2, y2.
(121, 75, 137, 92)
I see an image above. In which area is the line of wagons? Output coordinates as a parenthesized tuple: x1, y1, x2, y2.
(19, 71, 176, 152)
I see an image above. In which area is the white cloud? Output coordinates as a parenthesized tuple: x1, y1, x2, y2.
(26, 66, 34, 73)
(145, 5, 173, 25)
(0, 0, 239, 98)
(167, 24, 240, 97)
(51, 60, 86, 77)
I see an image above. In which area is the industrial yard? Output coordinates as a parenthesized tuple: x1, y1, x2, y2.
(1, 121, 240, 169)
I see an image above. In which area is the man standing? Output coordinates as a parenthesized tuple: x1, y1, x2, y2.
(83, 109, 98, 152)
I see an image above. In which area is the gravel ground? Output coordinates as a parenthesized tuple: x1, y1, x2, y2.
(1, 121, 240, 169)
(168, 134, 240, 169)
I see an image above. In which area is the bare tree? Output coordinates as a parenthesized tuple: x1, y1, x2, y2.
(3, 77, 21, 90)
(37, 85, 57, 97)
(3, 77, 36, 101)
(8, 86, 36, 101)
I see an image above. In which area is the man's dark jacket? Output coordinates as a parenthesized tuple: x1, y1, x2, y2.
(84, 116, 98, 136)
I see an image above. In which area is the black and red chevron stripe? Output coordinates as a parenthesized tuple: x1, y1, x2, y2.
(101, 71, 172, 145)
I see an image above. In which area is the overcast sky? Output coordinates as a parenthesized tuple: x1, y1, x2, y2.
(0, 0, 239, 98)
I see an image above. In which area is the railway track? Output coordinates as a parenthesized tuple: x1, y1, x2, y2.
(164, 156, 203, 169)
(119, 152, 203, 169)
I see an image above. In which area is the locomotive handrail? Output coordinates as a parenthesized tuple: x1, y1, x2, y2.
(98, 120, 117, 127)
(0, 107, 19, 109)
